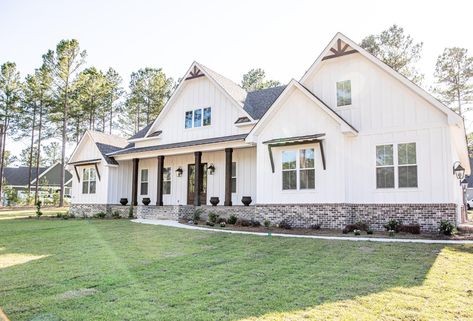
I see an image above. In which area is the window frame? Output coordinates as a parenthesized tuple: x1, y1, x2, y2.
(81, 168, 97, 194)
(336, 80, 352, 107)
(184, 107, 212, 129)
(163, 167, 172, 195)
(281, 147, 316, 191)
(140, 169, 149, 196)
(375, 142, 418, 190)
(231, 162, 237, 193)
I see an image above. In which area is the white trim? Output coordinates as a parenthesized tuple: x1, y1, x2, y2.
(144, 61, 254, 138)
(246, 79, 357, 142)
(300, 32, 463, 126)
(128, 136, 162, 143)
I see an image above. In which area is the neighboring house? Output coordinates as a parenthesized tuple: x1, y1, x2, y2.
(67, 33, 469, 231)
(464, 158, 473, 201)
(3, 162, 73, 204)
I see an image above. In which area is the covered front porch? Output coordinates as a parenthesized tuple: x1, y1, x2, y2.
(109, 137, 257, 208)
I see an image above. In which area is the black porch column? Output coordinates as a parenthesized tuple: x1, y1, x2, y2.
(156, 155, 165, 206)
(131, 158, 139, 206)
(194, 151, 202, 206)
(224, 148, 233, 206)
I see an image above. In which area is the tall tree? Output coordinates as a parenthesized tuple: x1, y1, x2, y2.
(43, 39, 86, 207)
(241, 68, 281, 91)
(0, 62, 22, 200)
(126, 68, 173, 132)
(104, 68, 123, 134)
(360, 25, 424, 84)
(2, 150, 17, 167)
(433, 47, 473, 116)
(42, 141, 61, 166)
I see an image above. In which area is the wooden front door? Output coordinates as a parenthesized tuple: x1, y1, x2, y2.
(187, 163, 207, 205)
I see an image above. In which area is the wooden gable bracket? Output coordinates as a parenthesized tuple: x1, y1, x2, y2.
(74, 165, 80, 182)
(185, 66, 205, 80)
(94, 163, 101, 181)
(322, 39, 358, 61)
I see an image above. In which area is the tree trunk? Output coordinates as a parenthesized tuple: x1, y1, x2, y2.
(27, 104, 38, 197)
(109, 95, 113, 134)
(0, 118, 9, 204)
(0, 124, 4, 206)
(35, 103, 44, 205)
(59, 83, 69, 208)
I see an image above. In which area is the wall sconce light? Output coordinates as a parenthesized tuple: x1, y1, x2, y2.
(176, 167, 183, 177)
(208, 164, 215, 175)
(453, 161, 466, 181)
(461, 178, 469, 190)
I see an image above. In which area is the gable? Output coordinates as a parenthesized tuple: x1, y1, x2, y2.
(68, 133, 104, 164)
(36, 163, 73, 185)
(135, 63, 253, 147)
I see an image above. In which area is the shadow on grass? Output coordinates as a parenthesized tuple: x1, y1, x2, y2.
(1, 220, 472, 320)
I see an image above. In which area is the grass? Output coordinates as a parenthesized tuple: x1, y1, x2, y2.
(0, 207, 69, 220)
(0, 219, 472, 321)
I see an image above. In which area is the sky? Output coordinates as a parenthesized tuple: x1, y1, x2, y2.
(1, 0, 473, 161)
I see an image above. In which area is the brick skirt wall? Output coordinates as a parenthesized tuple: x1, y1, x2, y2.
(70, 203, 456, 232)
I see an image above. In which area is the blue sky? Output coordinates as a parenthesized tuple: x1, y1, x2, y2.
(1, 0, 472, 158)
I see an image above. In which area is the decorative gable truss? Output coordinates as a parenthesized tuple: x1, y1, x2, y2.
(322, 39, 358, 61)
(185, 65, 204, 80)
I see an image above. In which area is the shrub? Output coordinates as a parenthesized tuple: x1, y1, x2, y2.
(236, 218, 251, 227)
(354, 229, 361, 236)
(208, 212, 219, 224)
(389, 230, 395, 237)
(62, 213, 69, 220)
(193, 208, 204, 222)
(397, 224, 421, 234)
(343, 221, 369, 234)
(205, 221, 215, 227)
(56, 212, 63, 218)
(111, 211, 121, 219)
(227, 214, 238, 225)
(35, 200, 42, 218)
(264, 219, 271, 228)
(93, 212, 107, 219)
(384, 219, 402, 232)
(439, 220, 455, 236)
(311, 224, 321, 230)
(52, 192, 60, 206)
(250, 220, 261, 227)
(220, 222, 226, 227)
(128, 205, 134, 219)
(367, 229, 374, 235)
(68, 212, 75, 219)
(217, 217, 227, 224)
(278, 219, 292, 230)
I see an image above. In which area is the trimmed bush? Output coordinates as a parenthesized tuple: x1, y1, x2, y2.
(227, 215, 237, 225)
(111, 211, 121, 219)
(367, 229, 374, 235)
(236, 218, 251, 227)
(208, 212, 219, 224)
(343, 221, 369, 234)
(250, 220, 261, 227)
(311, 224, 321, 230)
(217, 217, 227, 224)
(278, 219, 292, 230)
(205, 221, 215, 227)
(397, 224, 421, 234)
(264, 219, 271, 228)
(439, 220, 455, 236)
(384, 219, 402, 232)
(193, 208, 204, 222)
(93, 212, 107, 219)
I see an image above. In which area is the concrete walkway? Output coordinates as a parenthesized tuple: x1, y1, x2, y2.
(132, 219, 473, 245)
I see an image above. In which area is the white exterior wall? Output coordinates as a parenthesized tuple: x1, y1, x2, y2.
(106, 148, 256, 206)
(135, 76, 250, 149)
(70, 135, 110, 204)
(254, 52, 458, 205)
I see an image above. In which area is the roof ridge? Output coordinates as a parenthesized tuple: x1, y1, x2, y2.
(198, 62, 246, 92)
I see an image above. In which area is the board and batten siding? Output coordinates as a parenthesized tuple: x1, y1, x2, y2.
(106, 148, 256, 206)
(135, 76, 250, 149)
(69, 135, 110, 204)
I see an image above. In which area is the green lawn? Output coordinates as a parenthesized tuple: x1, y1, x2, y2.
(0, 207, 68, 220)
(0, 219, 472, 321)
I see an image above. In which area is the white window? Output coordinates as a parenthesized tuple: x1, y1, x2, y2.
(336, 80, 351, 106)
(185, 107, 211, 128)
(140, 169, 148, 195)
(398, 143, 417, 188)
(282, 148, 315, 190)
(376, 143, 417, 189)
(163, 167, 172, 194)
(82, 168, 96, 194)
(231, 162, 236, 193)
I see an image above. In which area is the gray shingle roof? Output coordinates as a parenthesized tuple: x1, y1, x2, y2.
(4, 167, 48, 186)
(109, 134, 248, 156)
(129, 123, 153, 140)
(95, 143, 122, 165)
(243, 86, 286, 120)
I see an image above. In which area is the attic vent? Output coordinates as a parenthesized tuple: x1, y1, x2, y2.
(322, 39, 358, 61)
(185, 66, 204, 80)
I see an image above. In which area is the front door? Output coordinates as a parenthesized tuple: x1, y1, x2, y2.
(187, 163, 207, 205)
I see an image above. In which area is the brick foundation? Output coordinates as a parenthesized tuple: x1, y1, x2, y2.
(70, 203, 456, 232)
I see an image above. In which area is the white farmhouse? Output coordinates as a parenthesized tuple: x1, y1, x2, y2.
(68, 33, 470, 231)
